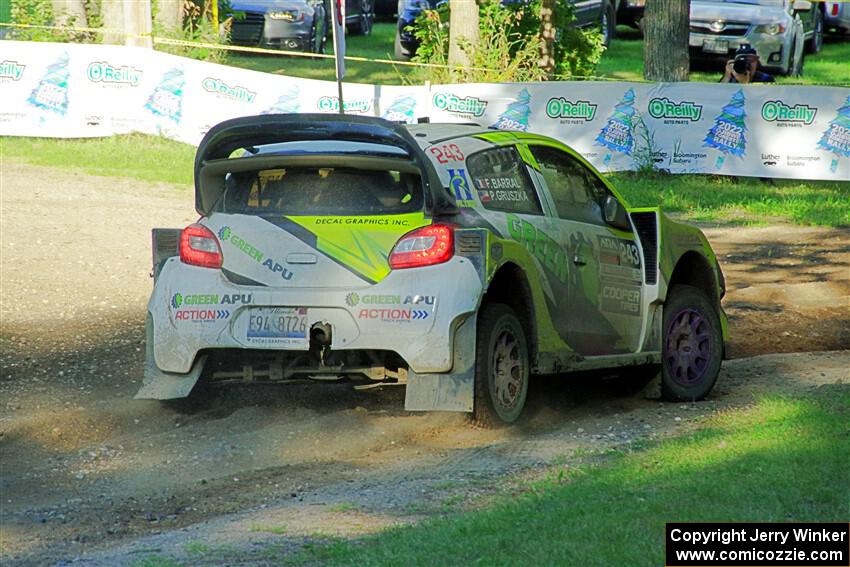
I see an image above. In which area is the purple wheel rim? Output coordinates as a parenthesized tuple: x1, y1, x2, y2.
(665, 308, 713, 386)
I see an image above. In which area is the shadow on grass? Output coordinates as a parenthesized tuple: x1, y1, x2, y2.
(287, 390, 849, 567)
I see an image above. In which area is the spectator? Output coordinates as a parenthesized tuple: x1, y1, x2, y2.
(720, 44, 776, 84)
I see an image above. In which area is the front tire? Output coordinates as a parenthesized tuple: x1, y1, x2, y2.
(661, 285, 723, 402)
(394, 30, 411, 60)
(471, 303, 530, 427)
(350, 0, 374, 35)
(312, 9, 327, 53)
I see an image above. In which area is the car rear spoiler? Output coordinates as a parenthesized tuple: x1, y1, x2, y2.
(194, 114, 457, 217)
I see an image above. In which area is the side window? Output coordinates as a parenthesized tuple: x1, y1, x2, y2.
(466, 147, 543, 215)
(528, 145, 607, 225)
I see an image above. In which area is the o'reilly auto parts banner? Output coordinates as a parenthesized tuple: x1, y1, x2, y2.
(429, 81, 850, 181)
(1, 40, 847, 181)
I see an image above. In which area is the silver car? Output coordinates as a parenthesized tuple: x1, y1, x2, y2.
(823, 0, 850, 34)
(689, 0, 824, 76)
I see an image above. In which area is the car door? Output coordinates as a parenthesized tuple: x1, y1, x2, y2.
(525, 144, 644, 356)
(464, 146, 579, 350)
(571, 0, 603, 28)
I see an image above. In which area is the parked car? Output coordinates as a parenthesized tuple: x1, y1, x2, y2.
(228, 0, 373, 53)
(394, 0, 618, 60)
(374, 0, 397, 19)
(617, 0, 645, 29)
(823, 0, 850, 34)
(139, 114, 728, 426)
(689, 0, 824, 76)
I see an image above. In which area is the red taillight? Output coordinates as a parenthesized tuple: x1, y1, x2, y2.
(179, 223, 222, 269)
(832, 3, 839, 16)
(388, 224, 454, 269)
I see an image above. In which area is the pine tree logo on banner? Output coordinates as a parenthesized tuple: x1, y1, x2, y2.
(596, 88, 638, 166)
(27, 52, 70, 117)
(492, 89, 532, 132)
(262, 85, 301, 114)
(383, 95, 418, 123)
(703, 89, 747, 170)
(145, 67, 185, 125)
(817, 95, 850, 174)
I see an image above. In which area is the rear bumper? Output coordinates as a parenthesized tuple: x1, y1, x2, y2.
(824, 14, 850, 32)
(688, 32, 788, 72)
(617, 2, 644, 25)
(146, 256, 483, 376)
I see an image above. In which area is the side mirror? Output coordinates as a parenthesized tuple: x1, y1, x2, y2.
(604, 195, 631, 231)
(793, 0, 812, 12)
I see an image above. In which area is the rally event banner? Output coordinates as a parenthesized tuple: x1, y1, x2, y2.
(1, 40, 847, 181)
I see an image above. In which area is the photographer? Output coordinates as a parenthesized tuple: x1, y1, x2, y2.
(721, 44, 776, 84)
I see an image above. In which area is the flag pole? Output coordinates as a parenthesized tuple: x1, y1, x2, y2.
(329, 0, 345, 114)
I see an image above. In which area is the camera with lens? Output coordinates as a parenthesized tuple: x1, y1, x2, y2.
(733, 55, 750, 74)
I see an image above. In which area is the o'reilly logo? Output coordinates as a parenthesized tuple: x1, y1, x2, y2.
(317, 96, 372, 113)
(546, 98, 597, 121)
(433, 92, 487, 117)
(648, 97, 702, 121)
(761, 101, 817, 125)
(87, 61, 142, 86)
(0, 60, 25, 81)
(202, 77, 256, 103)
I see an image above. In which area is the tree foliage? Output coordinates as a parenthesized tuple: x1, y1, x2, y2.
(410, 0, 605, 84)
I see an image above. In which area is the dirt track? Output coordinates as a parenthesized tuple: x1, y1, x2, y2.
(1, 161, 848, 566)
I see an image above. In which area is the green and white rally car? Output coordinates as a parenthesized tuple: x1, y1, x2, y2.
(140, 114, 728, 425)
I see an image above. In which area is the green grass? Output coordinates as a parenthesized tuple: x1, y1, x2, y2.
(598, 27, 850, 85)
(221, 23, 850, 86)
(612, 172, 850, 227)
(224, 23, 407, 85)
(284, 390, 849, 566)
(1, 134, 196, 186)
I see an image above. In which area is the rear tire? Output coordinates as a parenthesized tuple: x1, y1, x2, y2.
(471, 303, 529, 427)
(601, 1, 616, 46)
(661, 285, 723, 402)
(807, 8, 824, 54)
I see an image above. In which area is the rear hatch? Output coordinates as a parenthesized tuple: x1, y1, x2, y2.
(194, 114, 455, 288)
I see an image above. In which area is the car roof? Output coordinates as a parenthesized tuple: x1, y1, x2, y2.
(404, 123, 494, 147)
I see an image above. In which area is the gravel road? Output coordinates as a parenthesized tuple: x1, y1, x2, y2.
(1, 161, 848, 566)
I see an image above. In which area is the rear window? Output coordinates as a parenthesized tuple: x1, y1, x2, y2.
(220, 167, 423, 216)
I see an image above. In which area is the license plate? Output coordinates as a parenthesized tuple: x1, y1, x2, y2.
(703, 39, 729, 54)
(246, 307, 308, 347)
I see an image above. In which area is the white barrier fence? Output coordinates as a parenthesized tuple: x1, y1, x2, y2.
(1, 40, 848, 181)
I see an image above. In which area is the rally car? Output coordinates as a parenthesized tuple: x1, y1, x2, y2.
(139, 114, 728, 425)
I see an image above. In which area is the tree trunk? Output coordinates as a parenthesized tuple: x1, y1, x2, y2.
(448, 0, 479, 78)
(539, 0, 555, 75)
(155, 0, 184, 33)
(643, 0, 690, 81)
(51, 0, 88, 28)
(100, 0, 152, 47)
(101, 0, 124, 44)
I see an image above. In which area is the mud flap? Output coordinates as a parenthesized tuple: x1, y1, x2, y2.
(404, 314, 476, 412)
(135, 313, 206, 400)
